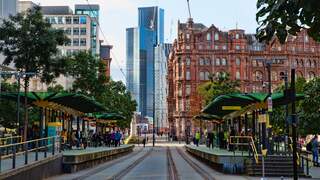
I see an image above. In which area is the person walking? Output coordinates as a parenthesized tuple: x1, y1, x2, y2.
(142, 137, 146, 147)
(115, 131, 122, 147)
(312, 135, 319, 166)
(195, 131, 200, 147)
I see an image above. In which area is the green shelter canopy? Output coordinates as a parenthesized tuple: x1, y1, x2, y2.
(95, 113, 126, 120)
(1, 92, 106, 114)
(202, 92, 304, 119)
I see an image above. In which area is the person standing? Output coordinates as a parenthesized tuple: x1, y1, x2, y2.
(195, 131, 200, 147)
(312, 135, 319, 166)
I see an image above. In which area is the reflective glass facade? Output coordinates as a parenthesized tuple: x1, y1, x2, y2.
(126, 7, 164, 119)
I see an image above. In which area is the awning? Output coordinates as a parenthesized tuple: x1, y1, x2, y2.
(1, 92, 106, 115)
(202, 92, 304, 119)
(193, 113, 222, 124)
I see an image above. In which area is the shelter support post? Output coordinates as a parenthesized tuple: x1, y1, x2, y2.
(245, 113, 248, 136)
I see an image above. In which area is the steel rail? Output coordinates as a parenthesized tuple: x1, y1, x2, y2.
(176, 147, 216, 180)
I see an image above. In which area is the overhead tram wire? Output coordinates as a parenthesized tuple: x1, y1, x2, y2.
(85, 0, 127, 81)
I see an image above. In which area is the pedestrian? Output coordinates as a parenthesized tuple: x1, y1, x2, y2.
(115, 131, 122, 147)
(195, 131, 200, 147)
(312, 135, 319, 166)
(142, 137, 146, 147)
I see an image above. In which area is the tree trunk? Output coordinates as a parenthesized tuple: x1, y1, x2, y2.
(23, 77, 29, 141)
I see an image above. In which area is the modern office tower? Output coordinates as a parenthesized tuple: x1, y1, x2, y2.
(154, 43, 171, 131)
(75, 4, 100, 56)
(126, 7, 164, 120)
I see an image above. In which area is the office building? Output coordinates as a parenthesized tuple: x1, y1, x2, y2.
(126, 6, 164, 120)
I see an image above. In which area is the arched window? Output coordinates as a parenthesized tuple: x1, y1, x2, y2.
(308, 71, 316, 80)
(199, 58, 204, 66)
(300, 59, 304, 67)
(294, 59, 298, 67)
(216, 58, 220, 66)
(221, 58, 227, 66)
(206, 33, 211, 41)
(199, 71, 205, 80)
(236, 58, 241, 66)
(313, 60, 317, 68)
(205, 72, 210, 80)
(253, 71, 263, 81)
(297, 71, 303, 78)
(214, 33, 219, 40)
(307, 59, 312, 67)
(271, 71, 278, 81)
(236, 71, 240, 80)
(205, 58, 210, 65)
(186, 57, 191, 66)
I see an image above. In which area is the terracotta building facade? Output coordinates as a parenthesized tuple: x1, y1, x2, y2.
(167, 19, 320, 139)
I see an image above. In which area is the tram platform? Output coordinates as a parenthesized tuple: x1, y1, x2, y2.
(185, 145, 249, 174)
(62, 144, 135, 173)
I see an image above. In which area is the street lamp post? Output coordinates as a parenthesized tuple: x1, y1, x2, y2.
(280, 71, 289, 152)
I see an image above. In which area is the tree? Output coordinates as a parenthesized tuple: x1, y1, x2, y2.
(299, 77, 320, 135)
(0, 6, 69, 140)
(256, 0, 320, 43)
(198, 73, 240, 105)
(67, 51, 137, 128)
(47, 84, 64, 93)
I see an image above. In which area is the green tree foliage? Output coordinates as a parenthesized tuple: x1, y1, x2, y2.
(67, 51, 137, 128)
(47, 84, 65, 93)
(0, 6, 69, 138)
(0, 82, 20, 129)
(299, 77, 320, 135)
(197, 73, 240, 105)
(256, 0, 320, 43)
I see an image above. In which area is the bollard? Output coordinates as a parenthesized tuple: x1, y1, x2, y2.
(52, 137, 55, 155)
(44, 139, 47, 158)
(35, 140, 38, 161)
(24, 143, 28, 165)
(12, 145, 16, 169)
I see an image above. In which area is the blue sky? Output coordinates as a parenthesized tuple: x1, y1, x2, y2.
(26, 0, 258, 82)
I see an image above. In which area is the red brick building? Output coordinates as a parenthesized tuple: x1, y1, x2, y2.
(167, 19, 320, 139)
(100, 44, 113, 78)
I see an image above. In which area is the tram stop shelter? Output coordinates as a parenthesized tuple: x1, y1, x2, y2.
(1, 92, 106, 140)
(84, 113, 126, 134)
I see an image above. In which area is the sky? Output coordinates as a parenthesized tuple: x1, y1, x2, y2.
(24, 0, 258, 83)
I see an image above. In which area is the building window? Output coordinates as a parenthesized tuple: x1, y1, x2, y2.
(58, 16, 64, 24)
(206, 33, 211, 41)
(307, 59, 312, 67)
(65, 28, 71, 35)
(221, 58, 227, 66)
(216, 58, 220, 66)
(313, 60, 317, 68)
(253, 71, 263, 81)
(214, 33, 219, 40)
(258, 61, 263, 67)
(205, 72, 210, 80)
(305, 35, 309, 42)
(80, 38, 86, 46)
(186, 85, 191, 96)
(236, 58, 241, 66)
(66, 16, 72, 24)
(271, 71, 278, 81)
(294, 59, 298, 67)
(186, 99, 190, 111)
(308, 71, 315, 80)
(80, 28, 87, 35)
(199, 58, 204, 66)
(186, 57, 191, 66)
(73, 38, 79, 46)
(222, 45, 227, 50)
(236, 71, 240, 80)
(214, 45, 219, 50)
(236, 45, 240, 50)
(235, 33, 239, 39)
(300, 59, 304, 67)
(186, 70, 191, 80)
(73, 28, 80, 35)
(205, 58, 210, 65)
(178, 84, 182, 97)
(199, 71, 205, 80)
(252, 60, 257, 67)
(73, 17, 79, 24)
(186, 45, 190, 50)
(186, 33, 190, 40)
(80, 16, 87, 24)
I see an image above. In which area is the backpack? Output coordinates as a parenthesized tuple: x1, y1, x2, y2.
(307, 141, 312, 151)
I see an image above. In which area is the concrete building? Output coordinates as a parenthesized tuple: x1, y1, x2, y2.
(0, 0, 17, 20)
(18, 1, 36, 13)
(154, 43, 171, 131)
(167, 19, 320, 139)
(126, 6, 164, 120)
(100, 43, 112, 78)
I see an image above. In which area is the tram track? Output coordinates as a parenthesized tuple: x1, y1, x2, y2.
(107, 148, 153, 180)
(176, 147, 216, 180)
(71, 147, 147, 180)
(167, 147, 179, 180)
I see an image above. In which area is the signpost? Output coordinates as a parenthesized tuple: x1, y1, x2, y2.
(222, 106, 241, 111)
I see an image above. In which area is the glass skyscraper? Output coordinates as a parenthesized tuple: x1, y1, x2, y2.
(75, 4, 100, 55)
(126, 7, 164, 120)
